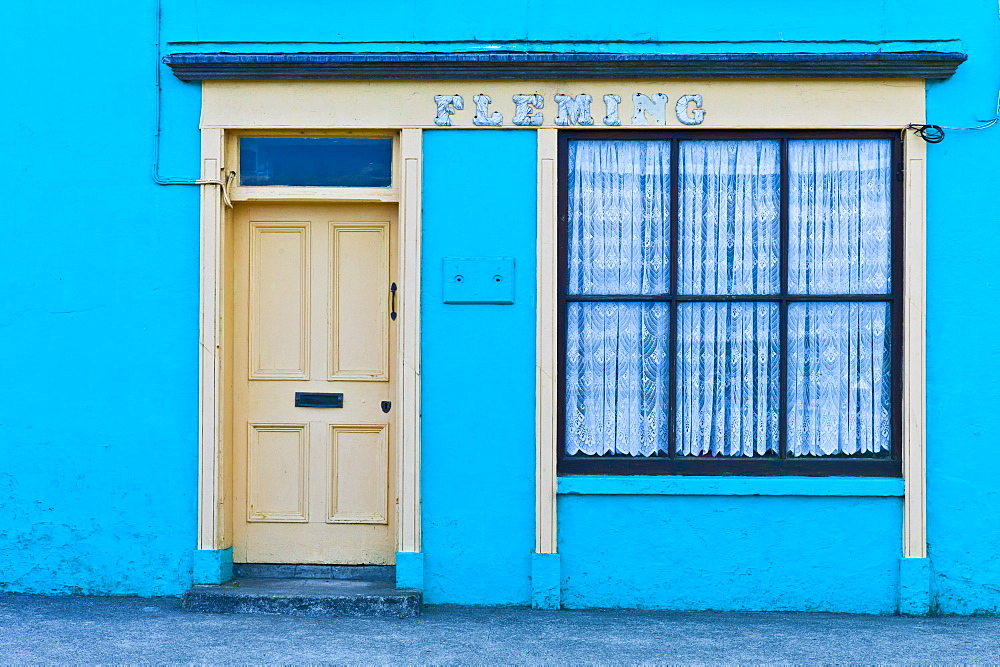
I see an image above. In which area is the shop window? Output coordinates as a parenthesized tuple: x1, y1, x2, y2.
(239, 137, 392, 187)
(558, 132, 901, 476)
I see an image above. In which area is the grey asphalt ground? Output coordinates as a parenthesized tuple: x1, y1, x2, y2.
(0, 594, 998, 664)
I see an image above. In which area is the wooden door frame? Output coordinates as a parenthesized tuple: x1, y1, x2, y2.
(196, 128, 423, 558)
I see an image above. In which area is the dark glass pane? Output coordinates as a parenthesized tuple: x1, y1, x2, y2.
(240, 138, 392, 187)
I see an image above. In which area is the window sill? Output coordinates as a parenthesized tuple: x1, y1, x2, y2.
(557, 475, 904, 497)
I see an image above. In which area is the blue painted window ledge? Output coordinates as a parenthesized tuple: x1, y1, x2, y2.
(557, 476, 904, 496)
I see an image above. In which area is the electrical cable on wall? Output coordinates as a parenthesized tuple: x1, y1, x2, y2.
(153, 0, 198, 186)
(909, 90, 1000, 143)
(195, 171, 236, 208)
(151, 0, 240, 208)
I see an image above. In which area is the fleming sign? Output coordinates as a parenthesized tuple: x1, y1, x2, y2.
(433, 93, 706, 127)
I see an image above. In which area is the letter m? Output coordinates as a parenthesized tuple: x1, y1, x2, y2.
(554, 94, 594, 126)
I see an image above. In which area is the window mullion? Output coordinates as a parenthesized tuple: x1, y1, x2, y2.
(668, 138, 680, 459)
(779, 138, 790, 461)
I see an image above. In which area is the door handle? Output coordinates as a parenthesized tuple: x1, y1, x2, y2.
(381, 401, 391, 413)
(389, 282, 397, 321)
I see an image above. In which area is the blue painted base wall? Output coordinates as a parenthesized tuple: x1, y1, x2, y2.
(560, 496, 901, 613)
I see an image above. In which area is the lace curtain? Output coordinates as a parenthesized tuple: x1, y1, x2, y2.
(678, 140, 780, 295)
(787, 303, 891, 456)
(786, 140, 892, 456)
(788, 140, 892, 295)
(566, 141, 671, 455)
(566, 302, 670, 456)
(674, 142, 781, 456)
(567, 141, 671, 295)
(675, 302, 780, 457)
(565, 138, 892, 458)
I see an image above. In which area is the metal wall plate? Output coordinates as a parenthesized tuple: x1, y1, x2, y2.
(442, 257, 515, 304)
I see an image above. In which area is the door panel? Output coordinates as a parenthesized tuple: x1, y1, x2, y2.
(233, 203, 397, 564)
(246, 423, 309, 522)
(328, 424, 389, 524)
(249, 224, 310, 379)
(329, 224, 389, 380)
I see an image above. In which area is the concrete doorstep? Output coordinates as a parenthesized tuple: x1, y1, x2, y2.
(182, 578, 422, 618)
(181, 564, 421, 619)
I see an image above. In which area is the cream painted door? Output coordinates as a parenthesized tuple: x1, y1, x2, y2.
(233, 203, 396, 564)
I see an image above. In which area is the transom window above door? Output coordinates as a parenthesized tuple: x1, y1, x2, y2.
(238, 137, 393, 187)
(558, 131, 902, 476)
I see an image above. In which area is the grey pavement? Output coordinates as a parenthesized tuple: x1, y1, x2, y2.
(0, 593, 999, 664)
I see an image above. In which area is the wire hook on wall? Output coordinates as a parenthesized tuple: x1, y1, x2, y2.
(906, 123, 944, 144)
(907, 124, 946, 143)
(908, 90, 1000, 143)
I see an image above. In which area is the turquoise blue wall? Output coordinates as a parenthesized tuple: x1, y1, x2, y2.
(421, 131, 537, 605)
(560, 496, 901, 613)
(1, 0, 998, 611)
(924, 9, 1000, 613)
(0, 3, 201, 595)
